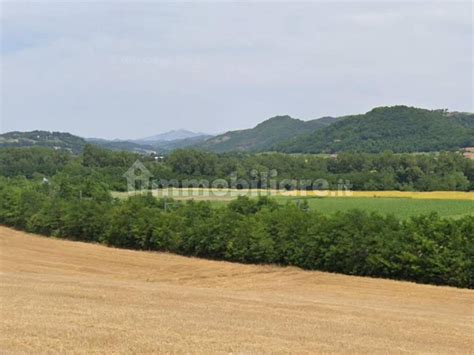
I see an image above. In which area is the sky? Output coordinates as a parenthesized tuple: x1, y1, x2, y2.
(1, 1, 472, 139)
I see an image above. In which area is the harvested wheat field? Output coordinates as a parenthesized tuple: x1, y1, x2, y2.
(1, 226, 473, 353)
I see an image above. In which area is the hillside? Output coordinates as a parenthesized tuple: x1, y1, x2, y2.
(0, 131, 156, 155)
(1, 226, 472, 353)
(449, 111, 474, 129)
(86, 138, 158, 154)
(89, 135, 211, 153)
(197, 115, 338, 153)
(3, 107, 473, 155)
(0, 130, 210, 155)
(0, 130, 86, 153)
(151, 134, 213, 151)
(137, 129, 209, 143)
(277, 106, 474, 153)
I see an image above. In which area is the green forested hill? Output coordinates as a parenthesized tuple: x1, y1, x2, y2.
(277, 106, 474, 153)
(3, 107, 473, 155)
(0, 131, 86, 153)
(0, 130, 210, 155)
(197, 115, 338, 153)
(449, 112, 474, 129)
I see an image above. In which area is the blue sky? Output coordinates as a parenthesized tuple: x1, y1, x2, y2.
(1, 1, 472, 139)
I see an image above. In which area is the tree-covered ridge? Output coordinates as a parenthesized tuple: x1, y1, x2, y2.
(88, 134, 212, 154)
(3, 106, 472, 155)
(0, 130, 87, 153)
(196, 115, 339, 153)
(0, 130, 209, 155)
(276, 106, 474, 154)
(449, 112, 474, 129)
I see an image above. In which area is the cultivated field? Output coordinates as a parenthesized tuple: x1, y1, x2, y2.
(113, 188, 474, 218)
(1, 226, 473, 353)
(113, 188, 474, 200)
(283, 197, 474, 219)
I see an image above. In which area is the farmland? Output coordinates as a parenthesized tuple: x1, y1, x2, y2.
(112, 188, 474, 219)
(1, 226, 473, 353)
(283, 197, 474, 219)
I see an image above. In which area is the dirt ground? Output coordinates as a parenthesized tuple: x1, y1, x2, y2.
(1, 226, 473, 353)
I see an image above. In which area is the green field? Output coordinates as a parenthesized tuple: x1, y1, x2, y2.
(272, 197, 474, 219)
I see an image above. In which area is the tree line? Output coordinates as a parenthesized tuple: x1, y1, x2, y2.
(1, 145, 473, 191)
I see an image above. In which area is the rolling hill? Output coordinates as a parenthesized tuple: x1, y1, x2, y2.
(137, 129, 209, 143)
(277, 106, 474, 153)
(449, 111, 474, 128)
(89, 135, 212, 153)
(0, 131, 154, 154)
(0, 131, 211, 155)
(2, 107, 472, 155)
(0, 130, 86, 153)
(197, 115, 338, 153)
(149, 134, 213, 151)
(85, 138, 158, 154)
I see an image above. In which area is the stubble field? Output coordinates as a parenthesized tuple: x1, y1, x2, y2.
(1, 226, 473, 353)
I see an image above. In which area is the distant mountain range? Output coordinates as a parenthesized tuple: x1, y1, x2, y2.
(196, 115, 340, 153)
(0, 129, 211, 154)
(87, 130, 212, 154)
(137, 129, 209, 143)
(1, 106, 473, 154)
(84, 138, 158, 154)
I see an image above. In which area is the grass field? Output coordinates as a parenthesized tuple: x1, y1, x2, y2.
(112, 188, 474, 219)
(275, 197, 474, 219)
(1, 226, 473, 353)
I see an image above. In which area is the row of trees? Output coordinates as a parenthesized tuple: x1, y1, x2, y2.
(1, 177, 472, 288)
(1, 146, 473, 191)
(167, 149, 473, 191)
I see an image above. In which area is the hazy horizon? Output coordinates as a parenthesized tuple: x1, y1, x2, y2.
(2, 104, 474, 141)
(1, 1, 472, 139)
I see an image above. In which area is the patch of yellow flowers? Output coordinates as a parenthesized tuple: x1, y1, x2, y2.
(114, 188, 474, 201)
